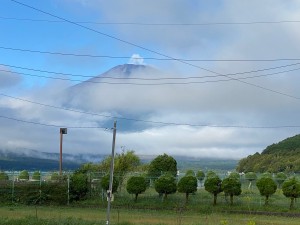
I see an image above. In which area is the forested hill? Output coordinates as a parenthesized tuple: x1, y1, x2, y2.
(237, 134, 300, 173)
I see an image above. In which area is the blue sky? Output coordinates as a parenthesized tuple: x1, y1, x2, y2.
(1, 0, 300, 160)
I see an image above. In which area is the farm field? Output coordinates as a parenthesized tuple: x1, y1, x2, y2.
(0, 206, 300, 225)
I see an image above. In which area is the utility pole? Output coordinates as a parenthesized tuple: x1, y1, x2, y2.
(59, 128, 67, 175)
(106, 121, 117, 225)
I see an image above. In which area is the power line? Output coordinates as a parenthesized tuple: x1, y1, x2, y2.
(9, 0, 300, 101)
(0, 114, 111, 129)
(2, 62, 300, 81)
(2, 16, 300, 26)
(2, 46, 300, 62)
(1, 66, 300, 86)
(1, 92, 300, 129)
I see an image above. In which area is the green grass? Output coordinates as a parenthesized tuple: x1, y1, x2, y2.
(0, 206, 300, 225)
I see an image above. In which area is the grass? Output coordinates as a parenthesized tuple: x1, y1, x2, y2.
(1, 206, 300, 225)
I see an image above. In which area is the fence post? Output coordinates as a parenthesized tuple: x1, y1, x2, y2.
(11, 171, 15, 203)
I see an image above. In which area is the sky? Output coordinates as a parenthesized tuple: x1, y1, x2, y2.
(0, 0, 300, 160)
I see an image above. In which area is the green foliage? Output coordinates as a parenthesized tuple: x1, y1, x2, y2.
(31, 171, 41, 181)
(275, 172, 287, 188)
(204, 175, 222, 205)
(282, 176, 300, 209)
(245, 172, 257, 181)
(206, 170, 218, 178)
(185, 170, 195, 176)
(126, 176, 147, 202)
(177, 175, 197, 203)
(237, 134, 300, 173)
(228, 172, 240, 180)
(256, 177, 277, 205)
(100, 174, 119, 193)
(18, 170, 29, 180)
(222, 177, 242, 205)
(50, 172, 59, 181)
(196, 170, 205, 181)
(148, 153, 178, 178)
(154, 174, 177, 200)
(70, 172, 88, 201)
(0, 171, 9, 180)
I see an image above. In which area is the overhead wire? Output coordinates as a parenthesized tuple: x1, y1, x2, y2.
(1, 62, 300, 81)
(2, 46, 300, 62)
(2, 16, 300, 26)
(1, 93, 300, 129)
(9, 0, 300, 101)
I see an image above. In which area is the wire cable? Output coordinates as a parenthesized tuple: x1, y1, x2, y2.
(1, 93, 300, 129)
(2, 62, 300, 81)
(2, 16, 300, 26)
(2, 46, 300, 62)
(9, 0, 300, 101)
(0, 114, 111, 129)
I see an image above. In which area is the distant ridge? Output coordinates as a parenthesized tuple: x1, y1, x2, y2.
(237, 134, 300, 173)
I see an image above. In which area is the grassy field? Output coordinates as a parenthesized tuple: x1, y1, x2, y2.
(1, 206, 300, 225)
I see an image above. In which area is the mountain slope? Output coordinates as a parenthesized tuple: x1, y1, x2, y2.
(237, 134, 300, 173)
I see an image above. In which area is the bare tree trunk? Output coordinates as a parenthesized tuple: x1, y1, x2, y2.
(230, 194, 233, 205)
(290, 197, 295, 209)
(213, 194, 217, 206)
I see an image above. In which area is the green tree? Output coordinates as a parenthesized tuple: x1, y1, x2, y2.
(148, 154, 177, 179)
(126, 176, 147, 202)
(154, 174, 177, 200)
(101, 174, 119, 193)
(0, 171, 9, 181)
(196, 170, 205, 187)
(282, 176, 300, 209)
(51, 172, 60, 181)
(256, 177, 277, 205)
(177, 175, 197, 203)
(31, 171, 41, 181)
(228, 172, 240, 180)
(185, 170, 195, 176)
(206, 170, 218, 178)
(70, 172, 88, 201)
(245, 172, 257, 190)
(275, 172, 287, 189)
(222, 177, 242, 205)
(204, 176, 222, 205)
(18, 170, 29, 180)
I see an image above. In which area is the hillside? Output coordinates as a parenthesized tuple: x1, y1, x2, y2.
(237, 134, 300, 173)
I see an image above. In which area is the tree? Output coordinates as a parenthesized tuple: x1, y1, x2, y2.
(154, 174, 177, 200)
(101, 174, 119, 193)
(282, 177, 300, 209)
(256, 177, 277, 205)
(32, 171, 41, 181)
(275, 172, 287, 189)
(0, 171, 9, 181)
(206, 170, 217, 178)
(185, 170, 195, 176)
(70, 172, 89, 201)
(204, 176, 222, 205)
(126, 176, 147, 202)
(148, 153, 177, 179)
(177, 176, 197, 203)
(222, 177, 242, 205)
(196, 170, 205, 187)
(228, 172, 240, 180)
(245, 172, 257, 190)
(18, 170, 29, 180)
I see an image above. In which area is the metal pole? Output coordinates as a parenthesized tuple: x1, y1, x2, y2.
(59, 130, 63, 175)
(106, 120, 117, 225)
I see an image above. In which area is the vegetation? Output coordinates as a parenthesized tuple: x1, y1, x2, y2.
(196, 170, 205, 186)
(70, 172, 89, 201)
(282, 176, 300, 209)
(154, 174, 177, 200)
(126, 176, 147, 202)
(204, 175, 223, 205)
(245, 172, 257, 189)
(177, 175, 197, 203)
(148, 153, 177, 178)
(18, 170, 29, 180)
(221, 177, 242, 205)
(0, 171, 9, 180)
(100, 174, 119, 193)
(237, 134, 300, 173)
(31, 171, 41, 181)
(256, 177, 277, 205)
